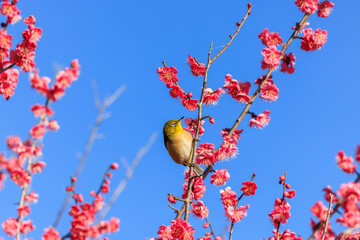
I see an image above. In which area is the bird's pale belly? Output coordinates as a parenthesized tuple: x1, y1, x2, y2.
(166, 134, 192, 165)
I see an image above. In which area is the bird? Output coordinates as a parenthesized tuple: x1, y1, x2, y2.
(163, 117, 203, 175)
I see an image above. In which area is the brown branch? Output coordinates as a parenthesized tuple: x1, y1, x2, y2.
(0, 63, 15, 74)
(16, 98, 50, 240)
(201, 115, 211, 121)
(60, 163, 118, 240)
(321, 194, 333, 240)
(227, 13, 310, 137)
(229, 173, 256, 240)
(193, 57, 201, 66)
(276, 172, 287, 240)
(168, 193, 190, 203)
(201, 12, 311, 181)
(183, 42, 213, 222)
(175, 5, 253, 220)
(205, 218, 217, 239)
(53, 82, 126, 228)
(211, 3, 252, 63)
(247, 111, 257, 118)
(168, 204, 179, 212)
(61, 233, 71, 240)
(308, 172, 360, 240)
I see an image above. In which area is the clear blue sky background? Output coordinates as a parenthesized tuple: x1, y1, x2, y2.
(0, 0, 359, 239)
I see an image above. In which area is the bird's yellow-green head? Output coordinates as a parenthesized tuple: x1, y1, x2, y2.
(163, 117, 184, 138)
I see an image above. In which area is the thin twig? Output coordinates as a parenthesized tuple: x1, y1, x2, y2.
(168, 194, 190, 203)
(0, 63, 15, 74)
(276, 172, 287, 240)
(175, 5, 253, 220)
(229, 173, 256, 240)
(95, 132, 158, 223)
(182, 43, 213, 222)
(162, 61, 193, 102)
(16, 98, 50, 240)
(60, 163, 119, 240)
(168, 204, 179, 212)
(321, 194, 333, 240)
(52, 82, 126, 228)
(308, 173, 360, 240)
(211, 4, 252, 63)
(201, 12, 311, 181)
(205, 218, 217, 239)
(247, 111, 257, 118)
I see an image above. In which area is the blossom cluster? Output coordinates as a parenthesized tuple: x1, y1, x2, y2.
(249, 110, 271, 129)
(219, 179, 258, 223)
(187, 55, 206, 77)
(210, 168, 230, 186)
(0, 3, 43, 100)
(195, 128, 243, 166)
(190, 201, 209, 219)
(0, 0, 51, 100)
(266, 229, 304, 240)
(184, 118, 205, 136)
(223, 74, 251, 103)
(157, 56, 225, 111)
(268, 175, 296, 229)
(65, 166, 120, 240)
(295, 0, 334, 16)
(1, 0, 21, 24)
(265, 175, 301, 240)
(0, 60, 80, 239)
(203, 87, 225, 106)
(336, 150, 357, 174)
(156, 1, 336, 239)
(182, 170, 206, 201)
(224, 73, 280, 105)
(300, 28, 328, 51)
(258, 0, 333, 73)
(30, 59, 80, 102)
(308, 146, 360, 239)
(10, 15, 42, 73)
(157, 66, 198, 111)
(156, 218, 195, 240)
(255, 75, 279, 102)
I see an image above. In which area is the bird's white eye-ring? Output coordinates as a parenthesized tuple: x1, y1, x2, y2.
(171, 122, 176, 127)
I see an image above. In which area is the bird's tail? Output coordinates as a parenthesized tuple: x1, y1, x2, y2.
(193, 163, 204, 176)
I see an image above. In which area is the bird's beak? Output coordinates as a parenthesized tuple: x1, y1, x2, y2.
(177, 116, 184, 124)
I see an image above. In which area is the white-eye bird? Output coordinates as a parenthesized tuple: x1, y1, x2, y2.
(163, 117, 203, 175)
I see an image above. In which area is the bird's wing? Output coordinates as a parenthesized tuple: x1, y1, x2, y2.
(163, 130, 170, 151)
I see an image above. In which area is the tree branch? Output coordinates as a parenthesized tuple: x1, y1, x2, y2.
(211, 3, 252, 63)
(53, 82, 126, 228)
(229, 173, 256, 240)
(321, 194, 333, 240)
(174, 5, 253, 220)
(308, 172, 360, 240)
(205, 218, 217, 239)
(95, 132, 158, 223)
(16, 98, 50, 240)
(201, 12, 311, 181)
(276, 172, 287, 240)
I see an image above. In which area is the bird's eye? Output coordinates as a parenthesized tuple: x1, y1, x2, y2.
(171, 122, 176, 127)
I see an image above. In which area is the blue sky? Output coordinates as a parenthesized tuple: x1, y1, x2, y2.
(0, 0, 359, 239)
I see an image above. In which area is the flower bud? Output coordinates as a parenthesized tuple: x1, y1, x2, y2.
(168, 195, 177, 204)
(209, 117, 215, 124)
(110, 163, 119, 170)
